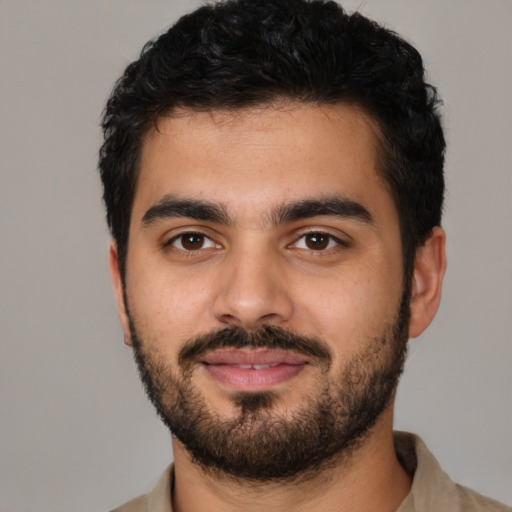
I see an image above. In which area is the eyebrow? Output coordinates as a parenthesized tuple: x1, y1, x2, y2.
(141, 196, 231, 227)
(272, 196, 373, 226)
(141, 194, 373, 229)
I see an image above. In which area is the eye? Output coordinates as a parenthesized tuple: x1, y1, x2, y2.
(294, 232, 344, 251)
(168, 232, 218, 251)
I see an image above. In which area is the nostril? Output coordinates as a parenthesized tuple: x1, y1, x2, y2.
(260, 312, 281, 323)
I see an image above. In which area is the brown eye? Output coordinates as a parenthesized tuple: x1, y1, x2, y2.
(169, 232, 216, 251)
(294, 232, 344, 251)
(304, 233, 330, 250)
(181, 234, 205, 250)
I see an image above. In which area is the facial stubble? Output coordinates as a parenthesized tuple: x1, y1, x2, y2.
(128, 293, 409, 483)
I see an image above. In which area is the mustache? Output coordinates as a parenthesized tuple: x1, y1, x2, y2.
(178, 325, 333, 368)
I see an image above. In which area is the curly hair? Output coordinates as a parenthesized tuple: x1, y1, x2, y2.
(99, 0, 445, 280)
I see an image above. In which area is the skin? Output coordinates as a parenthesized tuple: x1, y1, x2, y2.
(110, 103, 446, 512)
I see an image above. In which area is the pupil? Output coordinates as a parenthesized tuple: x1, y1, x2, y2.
(306, 234, 329, 250)
(182, 234, 204, 250)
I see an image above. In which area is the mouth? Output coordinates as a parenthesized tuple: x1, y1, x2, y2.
(200, 349, 308, 391)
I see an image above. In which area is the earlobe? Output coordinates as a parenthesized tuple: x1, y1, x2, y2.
(109, 242, 133, 347)
(408, 227, 447, 339)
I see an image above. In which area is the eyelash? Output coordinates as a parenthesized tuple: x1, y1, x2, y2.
(166, 232, 219, 252)
(165, 230, 349, 253)
(292, 232, 349, 252)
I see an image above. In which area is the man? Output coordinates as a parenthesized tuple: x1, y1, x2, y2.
(98, 1, 510, 511)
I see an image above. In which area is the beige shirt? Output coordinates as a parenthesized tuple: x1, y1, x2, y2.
(110, 432, 511, 512)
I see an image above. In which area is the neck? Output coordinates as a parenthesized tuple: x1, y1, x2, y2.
(171, 409, 411, 512)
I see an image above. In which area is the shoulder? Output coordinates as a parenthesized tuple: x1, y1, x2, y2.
(455, 484, 512, 512)
(394, 432, 511, 512)
(109, 494, 148, 512)
(107, 464, 174, 512)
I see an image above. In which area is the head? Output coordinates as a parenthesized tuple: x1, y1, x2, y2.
(99, 0, 446, 483)
(99, 0, 445, 283)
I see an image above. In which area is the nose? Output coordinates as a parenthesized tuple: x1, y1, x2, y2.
(212, 246, 294, 329)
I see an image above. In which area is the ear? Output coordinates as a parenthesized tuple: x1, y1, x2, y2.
(109, 242, 133, 346)
(408, 227, 447, 339)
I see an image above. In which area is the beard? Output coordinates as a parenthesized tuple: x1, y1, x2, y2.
(127, 292, 410, 483)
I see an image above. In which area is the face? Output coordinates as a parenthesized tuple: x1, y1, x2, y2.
(111, 103, 422, 481)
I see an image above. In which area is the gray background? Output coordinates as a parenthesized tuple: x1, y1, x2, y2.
(1, 1, 510, 511)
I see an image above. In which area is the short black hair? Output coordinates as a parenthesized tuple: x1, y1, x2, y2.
(99, 0, 445, 281)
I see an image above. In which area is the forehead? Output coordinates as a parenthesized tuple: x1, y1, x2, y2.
(133, 103, 394, 224)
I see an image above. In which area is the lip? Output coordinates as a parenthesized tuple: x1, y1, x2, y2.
(201, 349, 308, 391)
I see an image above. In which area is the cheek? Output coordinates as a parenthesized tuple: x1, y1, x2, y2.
(125, 260, 217, 345)
(293, 260, 403, 355)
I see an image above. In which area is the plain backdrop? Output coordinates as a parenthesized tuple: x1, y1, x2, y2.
(0, 1, 510, 511)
